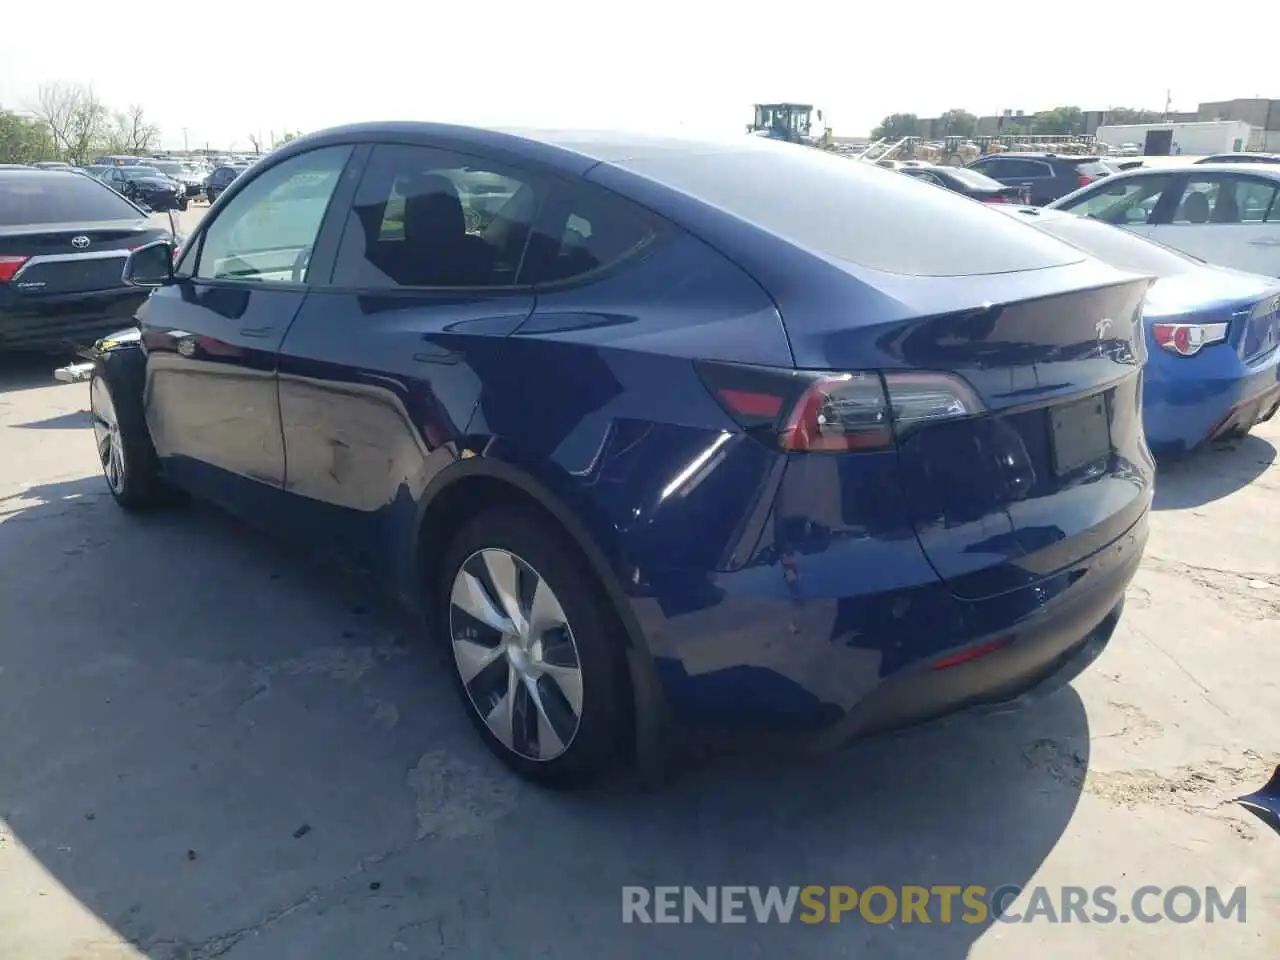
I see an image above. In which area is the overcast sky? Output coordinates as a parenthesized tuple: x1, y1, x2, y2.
(2, 0, 1276, 150)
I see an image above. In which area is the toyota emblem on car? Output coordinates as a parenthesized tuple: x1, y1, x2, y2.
(71, 235, 91, 249)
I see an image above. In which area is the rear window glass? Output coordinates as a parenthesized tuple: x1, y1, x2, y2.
(619, 144, 1083, 276)
(0, 172, 142, 225)
(944, 166, 1003, 189)
(1017, 211, 1198, 277)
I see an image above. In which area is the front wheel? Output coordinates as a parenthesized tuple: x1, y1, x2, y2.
(89, 359, 168, 510)
(436, 506, 632, 786)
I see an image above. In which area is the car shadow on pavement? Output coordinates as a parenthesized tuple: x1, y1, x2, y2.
(0, 351, 72, 394)
(0, 471, 1091, 960)
(10, 410, 93, 430)
(1154, 434, 1277, 510)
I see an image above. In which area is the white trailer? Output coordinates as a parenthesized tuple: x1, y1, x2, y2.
(1094, 120, 1260, 157)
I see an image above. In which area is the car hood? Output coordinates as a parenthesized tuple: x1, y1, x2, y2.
(1144, 265, 1280, 319)
(130, 177, 176, 188)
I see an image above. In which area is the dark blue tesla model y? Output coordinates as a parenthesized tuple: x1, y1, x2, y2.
(88, 123, 1155, 784)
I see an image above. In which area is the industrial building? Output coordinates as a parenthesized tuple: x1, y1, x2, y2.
(908, 97, 1280, 150)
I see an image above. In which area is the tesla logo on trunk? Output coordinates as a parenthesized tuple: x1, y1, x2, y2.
(71, 235, 90, 248)
(1095, 318, 1113, 339)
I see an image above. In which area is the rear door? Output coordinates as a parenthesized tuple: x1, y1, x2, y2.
(274, 142, 543, 572)
(1145, 172, 1280, 276)
(142, 144, 355, 513)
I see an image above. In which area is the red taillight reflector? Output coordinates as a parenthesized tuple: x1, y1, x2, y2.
(982, 195, 1008, 203)
(718, 388, 783, 419)
(931, 636, 1014, 670)
(695, 361, 983, 454)
(1150, 321, 1229, 357)
(1078, 175, 1093, 188)
(0, 255, 29, 283)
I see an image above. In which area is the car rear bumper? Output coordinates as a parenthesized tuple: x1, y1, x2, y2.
(0, 289, 147, 350)
(638, 505, 1147, 751)
(1145, 351, 1280, 452)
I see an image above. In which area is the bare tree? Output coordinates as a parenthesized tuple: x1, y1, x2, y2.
(32, 82, 108, 163)
(105, 104, 160, 154)
(247, 133, 261, 154)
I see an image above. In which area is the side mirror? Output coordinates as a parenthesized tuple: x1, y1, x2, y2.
(123, 239, 175, 287)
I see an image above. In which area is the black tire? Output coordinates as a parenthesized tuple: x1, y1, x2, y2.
(206, 188, 217, 204)
(178, 197, 189, 211)
(435, 506, 631, 787)
(89, 353, 169, 511)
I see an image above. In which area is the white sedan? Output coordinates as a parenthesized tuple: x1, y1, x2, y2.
(1047, 163, 1280, 276)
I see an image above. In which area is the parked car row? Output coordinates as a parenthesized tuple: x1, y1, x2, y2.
(901, 156, 1280, 455)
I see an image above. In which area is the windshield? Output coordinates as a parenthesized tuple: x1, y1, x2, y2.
(1021, 212, 1199, 278)
(123, 166, 165, 179)
(151, 162, 186, 176)
(0, 172, 143, 225)
(945, 167, 1003, 189)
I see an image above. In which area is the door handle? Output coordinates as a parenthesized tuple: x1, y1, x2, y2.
(239, 325, 274, 338)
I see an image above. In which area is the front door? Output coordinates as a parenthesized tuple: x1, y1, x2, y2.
(274, 142, 544, 574)
(142, 144, 356, 513)
(1145, 172, 1280, 276)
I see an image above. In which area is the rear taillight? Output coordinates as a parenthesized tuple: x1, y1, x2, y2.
(982, 195, 1008, 203)
(695, 361, 983, 453)
(1078, 175, 1093, 188)
(0, 255, 29, 283)
(1151, 321, 1229, 357)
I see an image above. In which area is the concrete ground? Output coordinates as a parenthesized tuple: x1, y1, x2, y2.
(0, 207, 1276, 958)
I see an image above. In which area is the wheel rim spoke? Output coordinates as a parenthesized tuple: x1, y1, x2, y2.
(539, 662, 584, 717)
(451, 570, 512, 634)
(452, 636, 503, 684)
(481, 549, 526, 632)
(449, 547, 585, 763)
(483, 664, 517, 750)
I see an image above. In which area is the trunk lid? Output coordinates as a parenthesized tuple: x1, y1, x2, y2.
(0, 220, 166, 299)
(782, 263, 1155, 600)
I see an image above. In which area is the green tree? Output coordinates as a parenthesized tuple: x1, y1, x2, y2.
(1106, 107, 1163, 125)
(871, 112, 919, 139)
(0, 108, 55, 163)
(1032, 105, 1084, 136)
(939, 108, 978, 138)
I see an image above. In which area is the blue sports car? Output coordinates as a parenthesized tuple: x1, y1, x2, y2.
(88, 124, 1153, 785)
(999, 206, 1280, 455)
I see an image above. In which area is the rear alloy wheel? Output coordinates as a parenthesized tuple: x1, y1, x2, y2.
(439, 508, 630, 785)
(451, 548, 584, 761)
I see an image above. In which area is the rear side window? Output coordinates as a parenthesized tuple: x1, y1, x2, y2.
(0, 172, 143, 225)
(331, 144, 544, 289)
(516, 182, 658, 285)
(619, 145, 1083, 277)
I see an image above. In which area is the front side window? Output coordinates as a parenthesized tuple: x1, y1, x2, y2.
(192, 145, 351, 283)
(331, 144, 544, 289)
(1057, 174, 1173, 226)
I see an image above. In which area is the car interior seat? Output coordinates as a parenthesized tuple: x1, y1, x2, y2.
(389, 173, 494, 286)
(1181, 191, 1211, 224)
(1211, 191, 1241, 223)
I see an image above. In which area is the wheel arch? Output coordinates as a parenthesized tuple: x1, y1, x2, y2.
(410, 450, 671, 774)
(411, 450, 649, 659)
